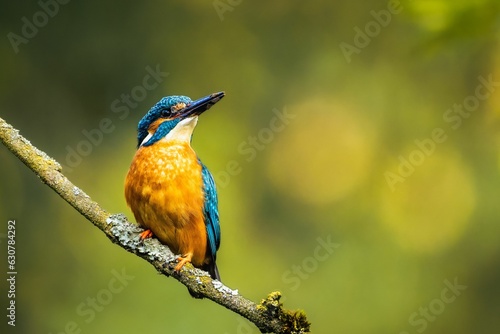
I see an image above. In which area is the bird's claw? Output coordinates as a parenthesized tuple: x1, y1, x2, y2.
(139, 229, 153, 240)
(175, 253, 193, 271)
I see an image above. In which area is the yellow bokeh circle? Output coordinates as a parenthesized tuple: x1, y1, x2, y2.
(380, 148, 476, 253)
(266, 98, 377, 206)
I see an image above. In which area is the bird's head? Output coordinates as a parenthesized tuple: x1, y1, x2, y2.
(137, 92, 224, 148)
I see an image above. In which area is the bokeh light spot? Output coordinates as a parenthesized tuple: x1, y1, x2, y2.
(380, 149, 476, 253)
(266, 98, 377, 206)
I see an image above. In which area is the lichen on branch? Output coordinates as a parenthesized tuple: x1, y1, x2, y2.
(0, 116, 311, 334)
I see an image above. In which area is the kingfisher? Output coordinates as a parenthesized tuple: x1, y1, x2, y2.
(125, 92, 224, 283)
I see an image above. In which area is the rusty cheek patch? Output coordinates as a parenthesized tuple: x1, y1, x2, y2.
(148, 118, 167, 133)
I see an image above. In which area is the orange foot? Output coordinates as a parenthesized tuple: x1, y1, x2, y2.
(175, 253, 193, 272)
(139, 229, 153, 240)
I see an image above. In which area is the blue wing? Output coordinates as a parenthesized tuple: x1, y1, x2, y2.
(200, 162, 221, 278)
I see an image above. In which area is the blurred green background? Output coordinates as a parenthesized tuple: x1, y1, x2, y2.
(1, 1, 500, 333)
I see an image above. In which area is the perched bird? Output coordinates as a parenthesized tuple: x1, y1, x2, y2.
(125, 92, 224, 283)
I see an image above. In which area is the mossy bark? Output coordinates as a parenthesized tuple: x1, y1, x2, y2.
(0, 117, 311, 334)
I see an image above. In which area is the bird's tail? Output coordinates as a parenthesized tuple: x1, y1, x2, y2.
(208, 262, 221, 281)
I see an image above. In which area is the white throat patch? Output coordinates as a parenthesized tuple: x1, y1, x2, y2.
(164, 116, 198, 142)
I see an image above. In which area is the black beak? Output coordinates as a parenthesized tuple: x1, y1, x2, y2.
(180, 91, 225, 119)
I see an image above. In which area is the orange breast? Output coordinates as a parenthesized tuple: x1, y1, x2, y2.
(124, 141, 208, 266)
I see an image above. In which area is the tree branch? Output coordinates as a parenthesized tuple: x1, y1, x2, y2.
(0, 117, 311, 334)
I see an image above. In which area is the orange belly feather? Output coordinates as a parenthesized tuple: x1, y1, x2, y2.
(124, 140, 208, 267)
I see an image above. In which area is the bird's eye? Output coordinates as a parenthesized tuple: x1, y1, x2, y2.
(161, 109, 170, 117)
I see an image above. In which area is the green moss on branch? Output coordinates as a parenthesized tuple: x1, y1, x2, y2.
(0, 117, 311, 333)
